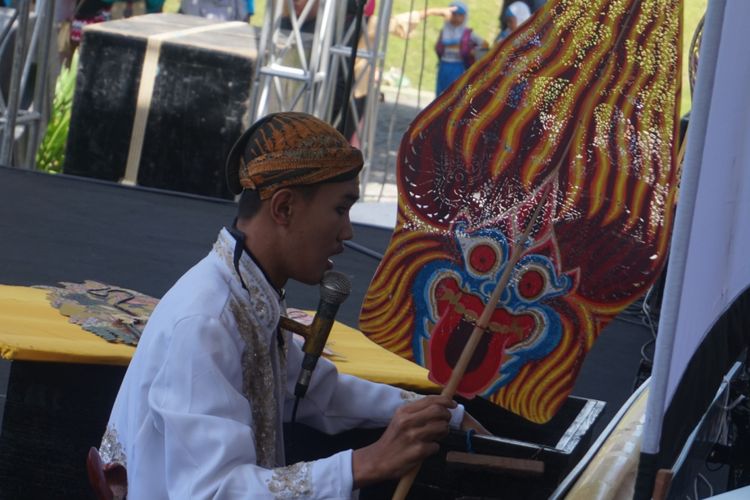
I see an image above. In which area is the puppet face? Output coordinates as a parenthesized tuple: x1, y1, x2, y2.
(412, 222, 573, 398)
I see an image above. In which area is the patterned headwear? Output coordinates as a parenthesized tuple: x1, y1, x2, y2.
(225, 112, 364, 198)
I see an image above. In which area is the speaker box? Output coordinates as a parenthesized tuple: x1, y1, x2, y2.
(63, 14, 257, 199)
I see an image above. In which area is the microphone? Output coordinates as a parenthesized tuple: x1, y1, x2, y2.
(294, 270, 351, 399)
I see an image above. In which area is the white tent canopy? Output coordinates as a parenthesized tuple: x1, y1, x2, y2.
(642, 0, 750, 461)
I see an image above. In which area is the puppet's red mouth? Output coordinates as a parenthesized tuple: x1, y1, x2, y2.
(427, 276, 539, 397)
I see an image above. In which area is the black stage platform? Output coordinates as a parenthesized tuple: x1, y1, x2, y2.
(0, 166, 653, 498)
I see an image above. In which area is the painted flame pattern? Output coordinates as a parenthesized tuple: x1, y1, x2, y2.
(360, 0, 682, 423)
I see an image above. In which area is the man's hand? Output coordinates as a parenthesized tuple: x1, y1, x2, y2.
(389, 6, 456, 39)
(425, 6, 457, 20)
(351, 395, 455, 488)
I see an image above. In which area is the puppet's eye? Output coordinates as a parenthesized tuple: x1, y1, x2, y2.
(468, 244, 498, 274)
(517, 268, 546, 300)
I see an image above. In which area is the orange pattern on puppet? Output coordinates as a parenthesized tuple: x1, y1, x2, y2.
(360, 0, 682, 423)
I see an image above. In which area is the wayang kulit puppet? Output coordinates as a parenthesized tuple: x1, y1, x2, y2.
(361, 0, 683, 423)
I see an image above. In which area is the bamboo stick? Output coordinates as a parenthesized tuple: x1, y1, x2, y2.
(391, 188, 550, 500)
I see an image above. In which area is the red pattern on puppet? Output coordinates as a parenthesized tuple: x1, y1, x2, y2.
(361, 0, 681, 423)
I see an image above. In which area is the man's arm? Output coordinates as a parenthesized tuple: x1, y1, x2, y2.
(351, 394, 455, 488)
(389, 6, 456, 39)
(147, 314, 355, 498)
(282, 330, 492, 487)
(284, 335, 465, 432)
(283, 333, 497, 486)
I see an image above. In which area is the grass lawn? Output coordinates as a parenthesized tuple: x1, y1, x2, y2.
(164, 0, 708, 113)
(378, 0, 706, 114)
(236, 0, 503, 96)
(164, 0, 706, 112)
(380, 0, 503, 96)
(682, 0, 707, 113)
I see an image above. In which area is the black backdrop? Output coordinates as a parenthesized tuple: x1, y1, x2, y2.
(0, 166, 653, 498)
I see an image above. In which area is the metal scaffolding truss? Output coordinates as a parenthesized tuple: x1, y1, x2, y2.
(0, 0, 55, 168)
(2, 0, 398, 193)
(326, 0, 393, 191)
(250, 0, 337, 119)
(250, 0, 394, 190)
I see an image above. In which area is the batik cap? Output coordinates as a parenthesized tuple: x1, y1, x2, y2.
(449, 1, 468, 16)
(226, 112, 364, 198)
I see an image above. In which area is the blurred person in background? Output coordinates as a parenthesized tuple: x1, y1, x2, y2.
(180, 0, 254, 22)
(434, 1, 488, 96)
(495, 1, 532, 43)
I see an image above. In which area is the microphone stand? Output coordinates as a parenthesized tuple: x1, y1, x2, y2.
(278, 271, 351, 423)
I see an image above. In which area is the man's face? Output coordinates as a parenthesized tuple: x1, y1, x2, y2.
(450, 12, 466, 26)
(285, 178, 359, 285)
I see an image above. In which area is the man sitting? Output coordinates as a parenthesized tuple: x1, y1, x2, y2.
(100, 112, 483, 498)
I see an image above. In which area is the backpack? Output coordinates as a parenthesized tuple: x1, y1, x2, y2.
(435, 28, 478, 69)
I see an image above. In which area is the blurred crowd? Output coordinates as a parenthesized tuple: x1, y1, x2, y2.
(433, 0, 546, 95)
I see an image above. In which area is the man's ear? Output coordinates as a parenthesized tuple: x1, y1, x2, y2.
(268, 188, 296, 226)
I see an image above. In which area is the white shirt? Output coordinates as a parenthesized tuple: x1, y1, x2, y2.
(102, 229, 464, 499)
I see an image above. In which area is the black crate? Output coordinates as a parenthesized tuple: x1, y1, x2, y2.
(63, 14, 257, 200)
(0, 361, 127, 500)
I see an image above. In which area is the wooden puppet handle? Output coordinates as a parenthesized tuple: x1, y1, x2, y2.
(391, 188, 550, 500)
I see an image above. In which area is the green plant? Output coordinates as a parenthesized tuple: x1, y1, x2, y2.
(36, 50, 79, 173)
